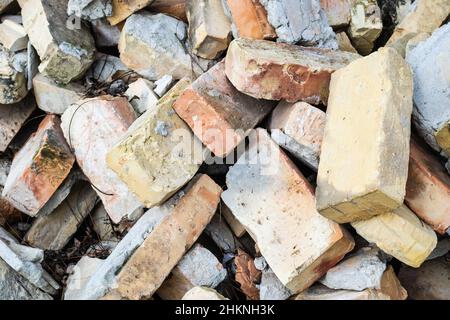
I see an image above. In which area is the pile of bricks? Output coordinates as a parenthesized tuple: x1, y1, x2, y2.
(0, 0, 449, 300)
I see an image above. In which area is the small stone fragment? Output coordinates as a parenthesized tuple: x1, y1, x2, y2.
(205, 213, 237, 253)
(19, 0, 95, 84)
(406, 24, 450, 156)
(61, 96, 143, 223)
(320, 0, 351, 28)
(67, 0, 112, 20)
(260, 0, 338, 49)
(25, 182, 98, 251)
(63, 256, 103, 300)
(186, 0, 231, 59)
(347, 0, 383, 55)
(87, 53, 129, 83)
(222, 129, 355, 293)
(106, 174, 222, 300)
(182, 286, 228, 300)
(174, 60, 275, 157)
(234, 249, 261, 300)
(0, 45, 28, 104)
(320, 248, 387, 291)
(225, 38, 359, 104)
(33, 73, 85, 114)
(106, 79, 204, 208)
(0, 227, 60, 294)
(0, 19, 28, 52)
(2, 115, 75, 216)
(269, 101, 325, 171)
(154, 75, 175, 97)
(0, 94, 35, 152)
(107, 0, 155, 25)
(398, 257, 450, 300)
(225, 0, 276, 40)
(405, 140, 450, 234)
(380, 265, 408, 300)
(221, 203, 246, 238)
(352, 205, 437, 268)
(119, 13, 205, 81)
(316, 48, 413, 223)
(157, 243, 227, 300)
(125, 78, 158, 114)
(336, 31, 358, 53)
(259, 267, 292, 300)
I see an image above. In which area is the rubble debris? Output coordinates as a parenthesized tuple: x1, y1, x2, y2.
(319, 0, 351, 28)
(222, 129, 354, 293)
(182, 286, 228, 300)
(186, 0, 231, 59)
(0, 44, 28, 104)
(33, 73, 85, 114)
(119, 13, 206, 81)
(0, 94, 35, 152)
(19, 0, 96, 84)
(0, 226, 60, 294)
(87, 53, 129, 83)
(221, 203, 246, 238)
(260, 0, 338, 49)
(269, 101, 325, 171)
(406, 24, 450, 157)
(61, 96, 144, 223)
(157, 243, 227, 300)
(2, 115, 75, 216)
(154, 75, 175, 97)
(319, 248, 387, 291)
(405, 140, 450, 234)
(225, 38, 360, 104)
(398, 257, 450, 300)
(107, 0, 155, 25)
(106, 79, 204, 208)
(0, 258, 53, 300)
(352, 205, 437, 268)
(174, 60, 275, 158)
(205, 213, 236, 253)
(63, 256, 103, 300)
(0, 19, 28, 52)
(24, 182, 98, 251)
(225, 0, 276, 40)
(316, 48, 413, 223)
(125, 78, 158, 114)
(234, 249, 261, 300)
(67, 0, 112, 20)
(387, 0, 450, 54)
(347, 0, 383, 55)
(104, 174, 221, 300)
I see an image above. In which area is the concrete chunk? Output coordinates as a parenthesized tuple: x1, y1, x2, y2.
(225, 38, 360, 104)
(269, 101, 325, 171)
(0, 94, 35, 152)
(316, 48, 413, 223)
(174, 60, 275, 157)
(33, 73, 85, 115)
(260, 0, 338, 49)
(182, 286, 228, 300)
(125, 78, 158, 114)
(186, 0, 231, 59)
(352, 205, 437, 268)
(0, 45, 28, 104)
(2, 115, 75, 216)
(406, 140, 450, 234)
(67, 0, 112, 20)
(119, 13, 205, 81)
(19, 0, 95, 84)
(222, 129, 354, 293)
(347, 0, 382, 55)
(0, 19, 28, 52)
(157, 243, 227, 300)
(25, 182, 98, 251)
(106, 79, 204, 208)
(63, 256, 103, 300)
(225, 0, 276, 40)
(106, 174, 222, 300)
(61, 96, 143, 224)
(406, 24, 450, 156)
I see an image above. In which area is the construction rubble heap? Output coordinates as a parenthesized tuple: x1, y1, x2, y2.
(0, 0, 449, 301)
